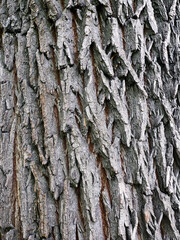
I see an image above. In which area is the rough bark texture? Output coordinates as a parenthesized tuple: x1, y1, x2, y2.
(0, 0, 180, 239)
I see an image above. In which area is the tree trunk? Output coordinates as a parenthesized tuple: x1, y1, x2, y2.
(0, 0, 180, 239)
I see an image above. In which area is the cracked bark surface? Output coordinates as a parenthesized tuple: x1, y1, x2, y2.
(0, 0, 180, 239)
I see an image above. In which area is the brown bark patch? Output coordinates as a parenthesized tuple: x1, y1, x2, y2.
(12, 131, 17, 227)
(98, 156, 112, 205)
(18, 216, 24, 240)
(97, 155, 111, 238)
(120, 145, 126, 179)
(144, 72, 148, 86)
(133, 0, 136, 12)
(72, 12, 79, 64)
(97, 154, 101, 167)
(53, 105, 60, 134)
(99, 194, 108, 240)
(55, 201, 60, 224)
(100, 163, 108, 192)
(51, 24, 57, 44)
(63, 135, 69, 174)
(13, 63, 17, 108)
(76, 92, 83, 113)
(60, 0, 64, 9)
(147, 132, 152, 153)
(111, 121, 115, 144)
(104, 99, 109, 126)
(51, 47, 61, 87)
(87, 127, 94, 153)
(90, 45, 98, 95)
(120, 26, 126, 50)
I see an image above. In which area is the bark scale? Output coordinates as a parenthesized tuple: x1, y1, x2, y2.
(0, 0, 180, 239)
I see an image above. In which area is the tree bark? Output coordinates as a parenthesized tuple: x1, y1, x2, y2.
(0, 0, 180, 239)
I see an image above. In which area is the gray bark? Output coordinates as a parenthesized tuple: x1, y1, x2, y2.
(0, 0, 180, 239)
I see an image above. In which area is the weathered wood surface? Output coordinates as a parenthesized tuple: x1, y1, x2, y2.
(0, 0, 180, 239)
